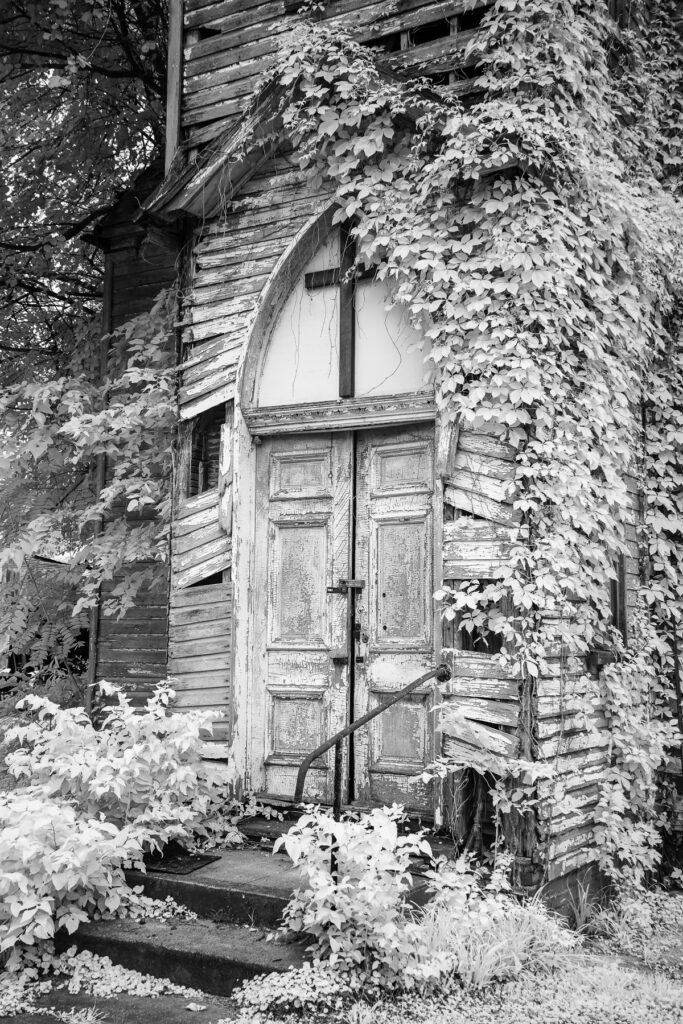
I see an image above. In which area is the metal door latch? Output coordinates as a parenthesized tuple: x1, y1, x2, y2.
(326, 579, 365, 595)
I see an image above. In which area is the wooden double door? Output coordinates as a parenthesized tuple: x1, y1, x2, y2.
(252, 423, 437, 814)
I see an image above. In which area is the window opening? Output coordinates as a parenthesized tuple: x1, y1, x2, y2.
(610, 553, 627, 642)
(442, 578, 504, 655)
(188, 405, 225, 497)
(409, 19, 452, 47)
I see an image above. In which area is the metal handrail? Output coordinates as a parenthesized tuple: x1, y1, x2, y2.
(294, 662, 452, 811)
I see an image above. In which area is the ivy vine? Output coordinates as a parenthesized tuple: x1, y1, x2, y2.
(255, 0, 683, 886)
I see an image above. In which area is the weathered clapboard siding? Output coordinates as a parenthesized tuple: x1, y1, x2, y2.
(95, 563, 170, 702)
(181, 0, 494, 148)
(168, 584, 232, 727)
(88, 165, 180, 706)
(172, 490, 232, 587)
(178, 154, 328, 418)
(439, 425, 522, 767)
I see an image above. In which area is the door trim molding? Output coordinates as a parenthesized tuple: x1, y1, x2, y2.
(244, 392, 436, 436)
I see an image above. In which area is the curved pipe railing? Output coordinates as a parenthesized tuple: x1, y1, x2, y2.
(294, 662, 452, 811)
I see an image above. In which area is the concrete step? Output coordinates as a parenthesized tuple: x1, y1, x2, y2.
(126, 846, 300, 928)
(57, 917, 306, 997)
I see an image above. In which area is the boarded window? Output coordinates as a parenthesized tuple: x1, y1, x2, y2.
(188, 405, 225, 496)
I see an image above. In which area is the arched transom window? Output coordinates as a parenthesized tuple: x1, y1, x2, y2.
(250, 226, 434, 431)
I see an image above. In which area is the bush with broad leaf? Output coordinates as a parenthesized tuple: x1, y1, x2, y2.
(276, 804, 448, 989)
(0, 792, 145, 967)
(1, 681, 229, 961)
(5, 681, 226, 851)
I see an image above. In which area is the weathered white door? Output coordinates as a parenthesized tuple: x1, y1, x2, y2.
(252, 432, 353, 801)
(252, 425, 436, 812)
(352, 425, 436, 814)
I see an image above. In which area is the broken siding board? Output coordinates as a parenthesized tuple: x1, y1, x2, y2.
(438, 696, 519, 728)
(172, 520, 226, 556)
(444, 484, 519, 526)
(179, 372, 237, 409)
(174, 550, 232, 589)
(174, 535, 231, 574)
(182, 351, 241, 390)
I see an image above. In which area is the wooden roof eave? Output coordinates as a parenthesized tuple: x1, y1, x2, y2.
(138, 79, 295, 226)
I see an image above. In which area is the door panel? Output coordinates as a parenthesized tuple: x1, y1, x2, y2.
(251, 424, 437, 812)
(253, 433, 352, 801)
(353, 425, 436, 813)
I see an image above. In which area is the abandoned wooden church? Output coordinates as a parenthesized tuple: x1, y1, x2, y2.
(85, 0, 671, 897)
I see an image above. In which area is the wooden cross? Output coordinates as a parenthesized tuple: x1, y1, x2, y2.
(304, 223, 371, 399)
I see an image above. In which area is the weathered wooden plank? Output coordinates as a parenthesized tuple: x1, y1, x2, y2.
(181, 293, 255, 328)
(444, 485, 519, 526)
(174, 535, 231, 574)
(385, 28, 478, 73)
(181, 336, 244, 374)
(182, 351, 241, 392)
(443, 518, 520, 544)
(438, 696, 518, 728)
(458, 429, 516, 463)
(442, 558, 511, 580)
(440, 651, 516, 680)
(175, 489, 220, 522)
(97, 647, 168, 664)
(173, 504, 219, 538)
(175, 549, 232, 589)
(170, 618, 231, 642)
(185, 34, 281, 80)
(170, 582, 232, 607)
(536, 713, 608, 740)
(452, 450, 516, 482)
(445, 468, 515, 505)
(170, 652, 231, 674)
(181, 383, 237, 421)
(171, 687, 231, 708)
(538, 730, 610, 759)
(168, 669, 230, 689)
(98, 634, 168, 653)
(444, 677, 519, 701)
(547, 825, 596, 861)
(189, 273, 270, 308)
(172, 521, 226, 557)
(178, 368, 238, 408)
(442, 727, 517, 760)
(546, 846, 599, 882)
(184, 9, 285, 65)
(169, 635, 231, 658)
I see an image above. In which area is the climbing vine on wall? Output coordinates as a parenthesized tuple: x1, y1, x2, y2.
(253, 0, 683, 885)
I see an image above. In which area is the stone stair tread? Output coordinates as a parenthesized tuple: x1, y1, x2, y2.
(60, 916, 306, 996)
(125, 846, 301, 926)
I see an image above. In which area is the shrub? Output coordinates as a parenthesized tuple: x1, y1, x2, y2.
(0, 791, 145, 965)
(274, 806, 580, 1003)
(1, 681, 229, 962)
(275, 805, 442, 989)
(5, 682, 225, 850)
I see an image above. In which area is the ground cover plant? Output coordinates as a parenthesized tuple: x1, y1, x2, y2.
(227, 806, 683, 1024)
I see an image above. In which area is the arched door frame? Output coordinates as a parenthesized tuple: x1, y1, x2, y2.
(230, 205, 440, 798)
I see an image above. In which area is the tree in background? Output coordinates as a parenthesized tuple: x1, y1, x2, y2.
(0, 1, 174, 702)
